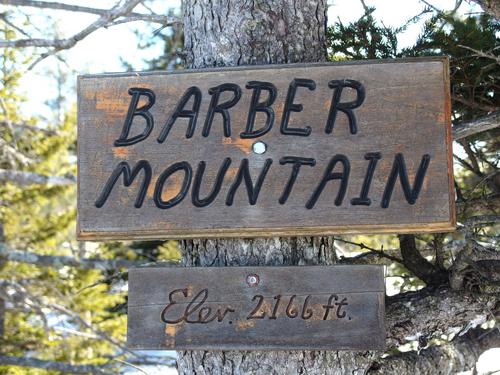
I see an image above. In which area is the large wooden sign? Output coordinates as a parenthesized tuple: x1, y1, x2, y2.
(77, 57, 455, 240)
(127, 266, 385, 350)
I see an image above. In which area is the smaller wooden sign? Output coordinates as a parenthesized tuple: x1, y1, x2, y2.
(127, 266, 385, 350)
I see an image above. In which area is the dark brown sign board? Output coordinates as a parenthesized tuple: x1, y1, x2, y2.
(127, 265, 385, 350)
(77, 57, 455, 240)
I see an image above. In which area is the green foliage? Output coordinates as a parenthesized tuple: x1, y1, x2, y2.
(328, 5, 499, 125)
(410, 15, 500, 224)
(327, 6, 499, 291)
(124, 6, 183, 71)
(403, 14, 499, 121)
(0, 26, 130, 374)
(327, 7, 400, 60)
(404, 14, 499, 214)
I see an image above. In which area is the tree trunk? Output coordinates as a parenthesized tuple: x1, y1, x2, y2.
(179, 1, 340, 373)
(183, 0, 327, 68)
(177, 1, 499, 374)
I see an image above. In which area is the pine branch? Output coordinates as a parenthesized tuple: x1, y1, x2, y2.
(0, 243, 164, 270)
(0, 138, 33, 166)
(453, 111, 500, 140)
(452, 95, 499, 112)
(0, 121, 57, 135)
(456, 193, 500, 216)
(0, 355, 110, 374)
(386, 286, 498, 348)
(1, 280, 135, 358)
(0, 169, 75, 186)
(374, 328, 500, 374)
(398, 234, 448, 286)
(463, 214, 500, 227)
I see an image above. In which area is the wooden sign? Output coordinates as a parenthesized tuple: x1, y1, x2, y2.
(127, 265, 385, 350)
(77, 57, 455, 240)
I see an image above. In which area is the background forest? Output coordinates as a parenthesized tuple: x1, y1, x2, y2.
(0, 0, 498, 374)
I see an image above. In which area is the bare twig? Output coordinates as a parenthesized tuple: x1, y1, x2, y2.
(111, 358, 148, 375)
(453, 111, 500, 140)
(333, 236, 403, 263)
(452, 95, 499, 112)
(457, 44, 500, 64)
(0, 0, 181, 69)
(0, 0, 144, 49)
(0, 13, 30, 37)
(0, 0, 181, 25)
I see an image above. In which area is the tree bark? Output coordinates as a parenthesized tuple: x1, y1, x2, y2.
(179, 1, 335, 373)
(372, 328, 500, 375)
(183, 0, 327, 68)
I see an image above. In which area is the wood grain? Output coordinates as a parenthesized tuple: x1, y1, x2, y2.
(77, 57, 455, 240)
(127, 265, 385, 350)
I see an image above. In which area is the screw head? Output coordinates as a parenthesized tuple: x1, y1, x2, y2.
(252, 141, 267, 155)
(246, 274, 259, 286)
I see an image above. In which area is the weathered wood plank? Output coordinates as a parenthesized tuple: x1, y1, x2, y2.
(127, 265, 385, 350)
(77, 57, 455, 240)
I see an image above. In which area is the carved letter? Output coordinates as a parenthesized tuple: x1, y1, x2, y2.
(203, 83, 242, 138)
(325, 79, 365, 135)
(279, 156, 316, 204)
(351, 152, 381, 206)
(322, 294, 338, 320)
(306, 155, 350, 209)
(381, 153, 431, 208)
(157, 86, 202, 143)
(114, 87, 155, 146)
(160, 288, 189, 324)
(95, 160, 151, 208)
(240, 81, 277, 138)
(226, 158, 273, 206)
(154, 161, 192, 209)
(192, 158, 232, 207)
(280, 78, 316, 136)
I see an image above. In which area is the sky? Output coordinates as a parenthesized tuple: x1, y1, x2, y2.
(10, 0, 482, 122)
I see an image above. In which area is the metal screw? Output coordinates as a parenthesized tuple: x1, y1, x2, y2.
(246, 274, 260, 286)
(252, 141, 267, 154)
